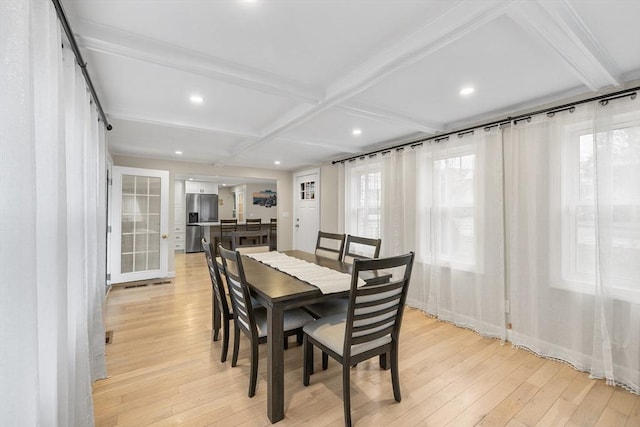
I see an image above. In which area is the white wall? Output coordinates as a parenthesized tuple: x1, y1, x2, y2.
(319, 163, 340, 233)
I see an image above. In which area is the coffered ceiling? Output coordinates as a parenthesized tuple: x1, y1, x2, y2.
(61, 0, 640, 171)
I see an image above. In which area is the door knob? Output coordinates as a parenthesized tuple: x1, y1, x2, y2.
(162, 234, 168, 239)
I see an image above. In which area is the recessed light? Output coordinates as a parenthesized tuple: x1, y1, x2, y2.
(352, 129, 362, 136)
(274, 160, 281, 165)
(190, 95, 204, 104)
(459, 87, 475, 96)
(188, 178, 194, 181)
(175, 150, 183, 155)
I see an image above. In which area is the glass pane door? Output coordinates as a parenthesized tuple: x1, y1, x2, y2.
(120, 174, 161, 273)
(111, 167, 169, 284)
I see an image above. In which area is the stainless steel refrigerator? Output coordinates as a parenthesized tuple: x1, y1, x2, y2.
(185, 193, 218, 253)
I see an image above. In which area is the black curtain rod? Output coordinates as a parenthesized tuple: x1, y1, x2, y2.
(332, 86, 639, 164)
(51, 0, 112, 131)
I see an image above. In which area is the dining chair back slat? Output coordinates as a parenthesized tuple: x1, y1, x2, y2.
(245, 218, 262, 231)
(315, 231, 346, 260)
(342, 235, 381, 264)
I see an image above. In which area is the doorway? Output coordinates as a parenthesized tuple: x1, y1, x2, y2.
(293, 169, 320, 253)
(110, 166, 170, 284)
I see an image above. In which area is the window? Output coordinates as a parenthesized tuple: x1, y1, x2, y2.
(561, 123, 640, 297)
(433, 153, 476, 267)
(300, 181, 315, 200)
(346, 164, 381, 238)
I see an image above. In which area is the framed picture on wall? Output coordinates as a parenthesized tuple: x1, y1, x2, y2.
(252, 190, 277, 207)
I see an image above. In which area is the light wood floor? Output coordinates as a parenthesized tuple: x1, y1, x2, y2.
(93, 253, 640, 427)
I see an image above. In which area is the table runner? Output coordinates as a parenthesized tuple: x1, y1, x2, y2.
(245, 251, 365, 294)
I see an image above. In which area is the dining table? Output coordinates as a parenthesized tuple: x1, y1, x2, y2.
(214, 249, 389, 423)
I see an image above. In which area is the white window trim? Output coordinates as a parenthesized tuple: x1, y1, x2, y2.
(427, 144, 481, 273)
(552, 115, 640, 303)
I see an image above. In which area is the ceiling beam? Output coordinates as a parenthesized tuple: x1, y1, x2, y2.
(338, 101, 443, 134)
(107, 111, 259, 139)
(507, 0, 621, 91)
(275, 137, 363, 154)
(73, 19, 323, 103)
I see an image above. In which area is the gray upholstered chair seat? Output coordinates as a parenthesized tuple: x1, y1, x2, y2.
(303, 313, 392, 357)
(253, 307, 314, 338)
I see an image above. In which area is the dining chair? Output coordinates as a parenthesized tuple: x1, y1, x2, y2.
(302, 252, 415, 427)
(342, 235, 382, 264)
(219, 218, 238, 252)
(314, 231, 346, 260)
(218, 245, 314, 397)
(231, 233, 271, 255)
(304, 235, 383, 319)
(243, 218, 263, 245)
(202, 238, 233, 363)
(269, 218, 277, 251)
(245, 218, 262, 231)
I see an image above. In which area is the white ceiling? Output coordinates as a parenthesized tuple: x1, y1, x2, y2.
(61, 0, 640, 171)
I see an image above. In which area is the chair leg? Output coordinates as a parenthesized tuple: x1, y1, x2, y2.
(220, 317, 230, 363)
(212, 296, 220, 341)
(390, 346, 401, 402)
(303, 335, 313, 386)
(249, 338, 259, 397)
(379, 351, 389, 370)
(231, 324, 240, 367)
(322, 351, 328, 370)
(342, 363, 352, 427)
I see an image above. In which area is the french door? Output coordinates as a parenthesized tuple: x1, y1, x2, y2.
(110, 166, 169, 283)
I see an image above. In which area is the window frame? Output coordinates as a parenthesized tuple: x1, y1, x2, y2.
(428, 144, 480, 272)
(346, 162, 382, 239)
(554, 116, 640, 303)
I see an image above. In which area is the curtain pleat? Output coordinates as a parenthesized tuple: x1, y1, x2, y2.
(1, 0, 108, 425)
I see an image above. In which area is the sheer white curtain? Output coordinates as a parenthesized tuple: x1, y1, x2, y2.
(343, 156, 383, 238)
(406, 131, 506, 338)
(505, 96, 639, 393)
(1, 0, 107, 425)
(342, 130, 506, 338)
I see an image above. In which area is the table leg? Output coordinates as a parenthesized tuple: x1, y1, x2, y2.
(267, 305, 285, 423)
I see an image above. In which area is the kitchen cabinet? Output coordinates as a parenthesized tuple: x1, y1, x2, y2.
(185, 181, 218, 194)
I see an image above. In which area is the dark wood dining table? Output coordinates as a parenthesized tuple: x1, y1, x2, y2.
(214, 249, 388, 423)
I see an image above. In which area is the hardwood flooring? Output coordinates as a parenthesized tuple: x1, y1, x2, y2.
(93, 253, 640, 426)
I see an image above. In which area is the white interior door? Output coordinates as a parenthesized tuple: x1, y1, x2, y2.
(111, 166, 170, 284)
(294, 169, 320, 252)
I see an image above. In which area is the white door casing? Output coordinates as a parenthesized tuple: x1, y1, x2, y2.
(111, 166, 170, 283)
(293, 169, 320, 253)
